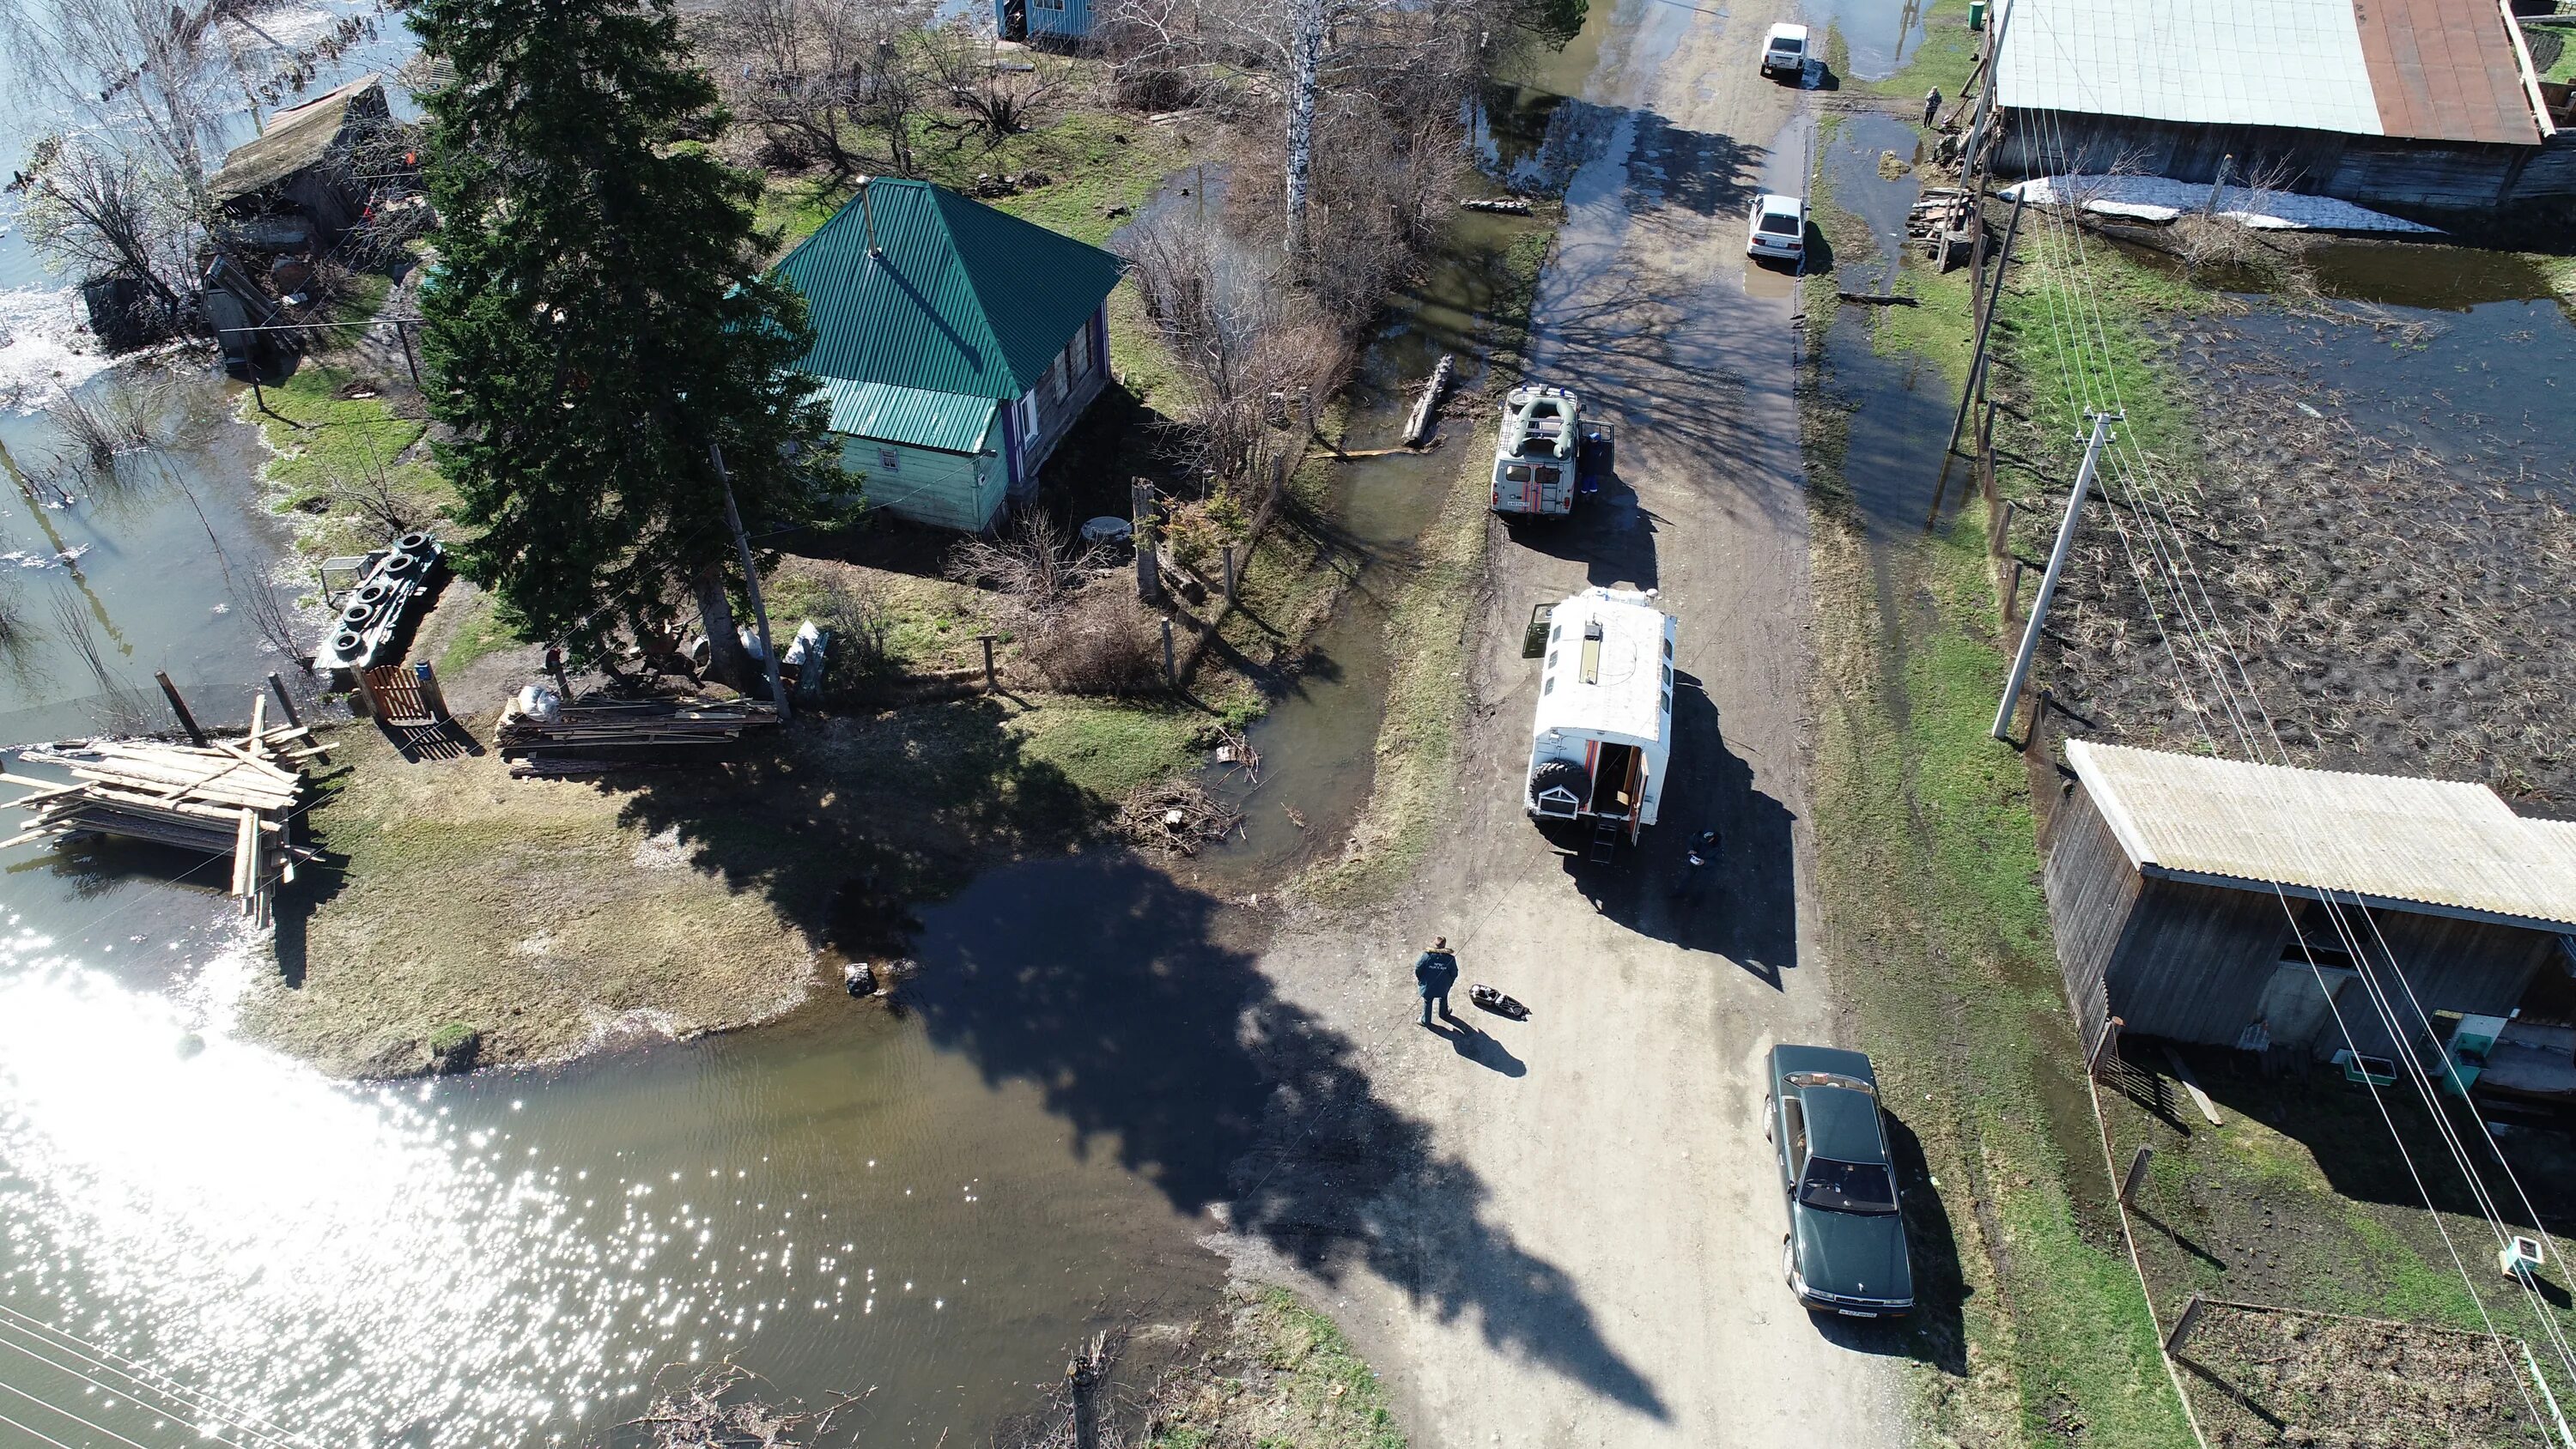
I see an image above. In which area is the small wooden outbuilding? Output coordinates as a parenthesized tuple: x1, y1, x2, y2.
(2044, 742, 2576, 1066)
(770, 178, 1122, 531)
(208, 74, 396, 251)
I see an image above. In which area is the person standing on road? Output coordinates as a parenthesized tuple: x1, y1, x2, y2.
(1415, 937, 1460, 1027)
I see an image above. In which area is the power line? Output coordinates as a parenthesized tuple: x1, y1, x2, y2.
(0, 1310, 316, 1449)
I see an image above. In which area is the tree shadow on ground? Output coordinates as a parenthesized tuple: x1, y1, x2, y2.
(899, 852, 1667, 1419)
(1556, 671, 1800, 991)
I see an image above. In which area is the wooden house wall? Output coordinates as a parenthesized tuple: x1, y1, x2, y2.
(2040, 782, 2141, 1056)
(838, 416, 1005, 532)
(2102, 876, 2293, 1046)
(2332, 912, 2557, 1061)
(1025, 0, 1092, 37)
(1996, 111, 2576, 215)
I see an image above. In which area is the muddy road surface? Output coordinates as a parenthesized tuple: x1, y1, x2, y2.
(1238, 1, 1911, 1446)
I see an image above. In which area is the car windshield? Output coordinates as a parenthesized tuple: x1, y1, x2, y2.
(1773, 34, 1803, 51)
(1799, 1158, 1898, 1214)
(1759, 211, 1801, 235)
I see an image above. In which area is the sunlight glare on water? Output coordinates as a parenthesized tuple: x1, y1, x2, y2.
(0, 938, 862, 1449)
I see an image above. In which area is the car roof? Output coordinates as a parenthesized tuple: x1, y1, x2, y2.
(1755, 193, 1807, 213)
(1766, 21, 1809, 39)
(1796, 1083, 1890, 1164)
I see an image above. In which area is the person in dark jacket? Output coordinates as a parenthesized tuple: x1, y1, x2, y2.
(1415, 937, 1460, 1026)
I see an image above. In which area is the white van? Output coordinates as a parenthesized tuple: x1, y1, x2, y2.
(1761, 22, 1809, 78)
(1525, 587, 1676, 843)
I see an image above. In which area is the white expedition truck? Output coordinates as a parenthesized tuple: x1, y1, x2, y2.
(1524, 586, 1676, 856)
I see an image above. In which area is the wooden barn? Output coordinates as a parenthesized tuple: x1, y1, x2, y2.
(208, 74, 397, 252)
(2044, 742, 2576, 1068)
(770, 177, 1123, 532)
(1989, 0, 2576, 220)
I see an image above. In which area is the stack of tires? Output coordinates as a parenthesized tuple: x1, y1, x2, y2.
(330, 532, 442, 667)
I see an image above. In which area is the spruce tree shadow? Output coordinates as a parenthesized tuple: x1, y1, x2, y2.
(897, 852, 1666, 1419)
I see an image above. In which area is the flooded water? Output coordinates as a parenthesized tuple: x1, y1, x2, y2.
(1811, 0, 1935, 81)
(1816, 112, 1960, 546)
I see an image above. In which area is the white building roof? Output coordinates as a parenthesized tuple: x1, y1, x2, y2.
(2000, 0, 2381, 136)
(1532, 588, 1674, 749)
(2068, 741, 2576, 932)
(1995, 0, 2543, 146)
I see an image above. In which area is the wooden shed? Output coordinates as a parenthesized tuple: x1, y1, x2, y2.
(770, 179, 1122, 532)
(2044, 742, 2576, 1067)
(207, 74, 397, 251)
(1989, 0, 2576, 220)
(998, 0, 1093, 44)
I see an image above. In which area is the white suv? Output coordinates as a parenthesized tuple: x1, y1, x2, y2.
(1760, 23, 1809, 79)
(1747, 193, 1808, 264)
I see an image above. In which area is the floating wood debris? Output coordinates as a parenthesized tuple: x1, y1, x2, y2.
(1402, 353, 1456, 447)
(3, 695, 316, 925)
(496, 688, 781, 755)
(1459, 197, 1533, 215)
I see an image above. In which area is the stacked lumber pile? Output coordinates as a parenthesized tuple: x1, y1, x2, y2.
(495, 691, 781, 755)
(3, 698, 319, 925)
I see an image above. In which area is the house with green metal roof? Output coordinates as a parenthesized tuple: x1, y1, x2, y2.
(771, 178, 1125, 531)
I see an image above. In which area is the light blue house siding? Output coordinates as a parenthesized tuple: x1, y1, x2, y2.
(1001, 0, 1092, 40)
(837, 417, 1008, 533)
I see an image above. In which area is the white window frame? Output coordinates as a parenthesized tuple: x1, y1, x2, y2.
(876, 446, 901, 473)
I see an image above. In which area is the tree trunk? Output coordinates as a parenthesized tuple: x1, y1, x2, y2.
(1282, 0, 1323, 259)
(694, 563, 760, 692)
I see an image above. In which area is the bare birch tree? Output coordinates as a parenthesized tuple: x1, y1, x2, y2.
(3, 0, 233, 200)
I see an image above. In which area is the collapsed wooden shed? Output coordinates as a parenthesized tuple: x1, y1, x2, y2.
(2044, 742, 2576, 1067)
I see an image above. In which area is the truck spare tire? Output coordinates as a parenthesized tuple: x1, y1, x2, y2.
(1528, 758, 1589, 812)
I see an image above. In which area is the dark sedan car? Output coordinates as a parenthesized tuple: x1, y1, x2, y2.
(1765, 1044, 1914, 1318)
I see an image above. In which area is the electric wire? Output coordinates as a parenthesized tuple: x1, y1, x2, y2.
(0, 1309, 318, 1449)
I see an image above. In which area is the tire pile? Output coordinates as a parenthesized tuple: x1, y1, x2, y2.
(315, 530, 444, 676)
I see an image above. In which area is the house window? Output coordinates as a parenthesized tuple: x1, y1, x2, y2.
(876, 447, 901, 473)
(1035, 0, 1064, 9)
(1048, 352, 1071, 403)
(1017, 391, 1039, 453)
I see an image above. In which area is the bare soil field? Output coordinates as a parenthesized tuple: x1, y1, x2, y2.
(2183, 1303, 2550, 1449)
(2036, 292, 2576, 811)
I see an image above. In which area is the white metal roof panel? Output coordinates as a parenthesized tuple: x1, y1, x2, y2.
(1996, 0, 2385, 136)
(2068, 741, 2576, 931)
(1531, 589, 1674, 748)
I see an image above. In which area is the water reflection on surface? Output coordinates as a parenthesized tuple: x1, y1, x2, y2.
(0, 933, 1222, 1449)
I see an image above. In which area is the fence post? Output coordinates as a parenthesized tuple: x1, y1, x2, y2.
(2119, 1146, 2155, 1206)
(2165, 1292, 2208, 1358)
(155, 672, 208, 746)
(1161, 618, 1177, 688)
(1222, 544, 1238, 602)
(2089, 1016, 2126, 1079)
(1133, 478, 1163, 603)
(978, 634, 999, 693)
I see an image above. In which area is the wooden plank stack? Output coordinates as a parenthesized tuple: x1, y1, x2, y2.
(2, 696, 319, 925)
(495, 693, 781, 755)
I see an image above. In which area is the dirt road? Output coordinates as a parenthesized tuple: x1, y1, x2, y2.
(1232, 1, 1912, 1444)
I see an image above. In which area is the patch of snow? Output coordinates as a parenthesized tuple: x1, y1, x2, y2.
(2000, 175, 2441, 233)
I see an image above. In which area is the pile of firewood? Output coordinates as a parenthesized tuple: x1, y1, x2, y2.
(3, 699, 320, 924)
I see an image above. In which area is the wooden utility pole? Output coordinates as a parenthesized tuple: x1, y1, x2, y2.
(710, 443, 790, 719)
(1221, 543, 1238, 602)
(1947, 191, 2026, 456)
(1992, 410, 2116, 743)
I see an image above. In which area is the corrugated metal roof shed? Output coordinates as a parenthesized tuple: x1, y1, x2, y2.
(210, 74, 390, 202)
(772, 179, 1124, 405)
(1996, 0, 2542, 146)
(2067, 741, 2576, 931)
(814, 379, 995, 454)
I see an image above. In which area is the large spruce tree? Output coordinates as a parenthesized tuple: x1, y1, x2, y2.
(413, 0, 829, 687)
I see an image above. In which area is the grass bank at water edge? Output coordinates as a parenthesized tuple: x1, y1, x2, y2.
(1801, 155, 2197, 1449)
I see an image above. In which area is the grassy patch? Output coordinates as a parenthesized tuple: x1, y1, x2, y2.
(1303, 225, 1550, 900)
(1007, 697, 1208, 803)
(1801, 171, 2196, 1449)
(246, 361, 448, 555)
(435, 589, 520, 677)
(1143, 1286, 1406, 1449)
